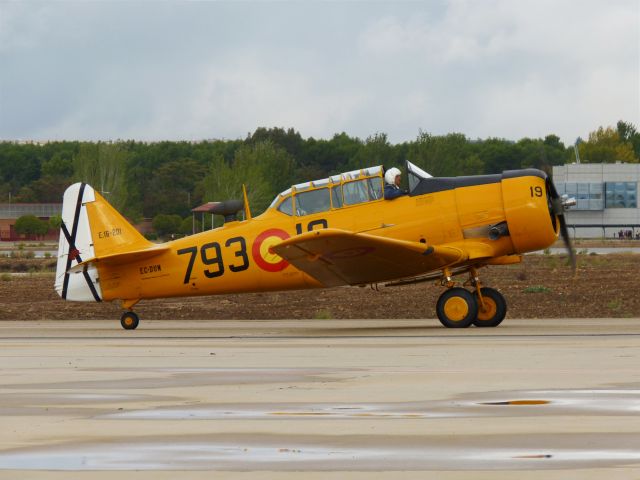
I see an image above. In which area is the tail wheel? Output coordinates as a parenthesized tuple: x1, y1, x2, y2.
(473, 287, 507, 327)
(120, 311, 139, 330)
(436, 287, 477, 328)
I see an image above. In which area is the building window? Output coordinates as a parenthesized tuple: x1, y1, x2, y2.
(605, 182, 637, 208)
(556, 182, 604, 210)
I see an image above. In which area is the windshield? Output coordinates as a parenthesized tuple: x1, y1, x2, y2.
(406, 160, 432, 193)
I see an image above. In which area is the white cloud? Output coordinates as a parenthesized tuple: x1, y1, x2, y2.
(355, 0, 639, 143)
(0, 0, 637, 146)
(191, 55, 371, 140)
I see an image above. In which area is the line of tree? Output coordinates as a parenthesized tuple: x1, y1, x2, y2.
(1, 121, 638, 224)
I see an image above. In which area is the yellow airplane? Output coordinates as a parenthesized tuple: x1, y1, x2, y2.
(54, 161, 574, 330)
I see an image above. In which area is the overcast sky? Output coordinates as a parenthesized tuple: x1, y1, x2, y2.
(1, 0, 638, 145)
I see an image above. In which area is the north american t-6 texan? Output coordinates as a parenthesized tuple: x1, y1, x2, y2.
(54, 161, 576, 330)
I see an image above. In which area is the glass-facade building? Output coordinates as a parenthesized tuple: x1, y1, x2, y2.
(552, 163, 640, 238)
(555, 181, 637, 210)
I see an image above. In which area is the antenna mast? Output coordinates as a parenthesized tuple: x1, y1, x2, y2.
(573, 138, 582, 164)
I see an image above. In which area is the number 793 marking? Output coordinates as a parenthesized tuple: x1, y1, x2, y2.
(176, 236, 249, 284)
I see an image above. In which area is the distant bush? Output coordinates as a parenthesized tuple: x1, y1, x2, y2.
(152, 214, 182, 238)
(179, 217, 196, 236)
(48, 215, 62, 231)
(15, 215, 49, 237)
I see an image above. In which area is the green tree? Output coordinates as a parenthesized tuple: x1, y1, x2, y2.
(49, 214, 62, 230)
(295, 133, 361, 180)
(476, 137, 523, 174)
(144, 158, 206, 218)
(42, 153, 74, 177)
(152, 214, 183, 238)
(28, 176, 69, 203)
(514, 136, 569, 174)
(0, 143, 42, 192)
(15, 185, 37, 202)
(201, 141, 294, 215)
(408, 132, 484, 176)
(347, 132, 393, 171)
(0, 182, 11, 203)
(246, 127, 304, 159)
(616, 120, 640, 159)
(73, 142, 130, 210)
(179, 216, 197, 236)
(579, 126, 637, 163)
(14, 215, 49, 237)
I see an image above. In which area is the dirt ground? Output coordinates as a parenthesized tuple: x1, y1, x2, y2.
(0, 253, 639, 321)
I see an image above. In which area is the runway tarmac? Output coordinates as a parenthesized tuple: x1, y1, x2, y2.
(1, 318, 639, 479)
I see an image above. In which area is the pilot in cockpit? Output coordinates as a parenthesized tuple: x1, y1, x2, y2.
(384, 167, 408, 200)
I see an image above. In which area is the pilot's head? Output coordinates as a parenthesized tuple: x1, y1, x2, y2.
(384, 167, 402, 187)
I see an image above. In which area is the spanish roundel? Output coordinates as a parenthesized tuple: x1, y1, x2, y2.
(252, 228, 291, 272)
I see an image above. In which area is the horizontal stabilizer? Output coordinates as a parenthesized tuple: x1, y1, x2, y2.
(68, 245, 169, 274)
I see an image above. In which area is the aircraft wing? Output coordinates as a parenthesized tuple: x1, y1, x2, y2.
(271, 228, 494, 287)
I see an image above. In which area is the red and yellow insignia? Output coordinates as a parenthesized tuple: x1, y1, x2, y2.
(252, 228, 290, 272)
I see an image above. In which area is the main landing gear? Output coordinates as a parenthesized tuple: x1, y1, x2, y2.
(120, 299, 140, 330)
(436, 267, 507, 328)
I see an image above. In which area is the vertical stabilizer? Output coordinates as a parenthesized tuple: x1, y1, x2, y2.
(55, 183, 102, 301)
(54, 184, 151, 302)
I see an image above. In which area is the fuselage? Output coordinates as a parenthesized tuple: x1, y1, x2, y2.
(95, 169, 558, 303)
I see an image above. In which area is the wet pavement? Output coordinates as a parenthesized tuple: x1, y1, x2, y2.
(0, 318, 640, 477)
(100, 388, 640, 420)
(530, 247, 640, 254)
(1, 433, 640, 471)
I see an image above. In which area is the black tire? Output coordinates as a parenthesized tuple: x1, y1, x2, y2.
(436, 288, 477, 328)
(473, 287, 507, 327)
(120, 311, 139, 330)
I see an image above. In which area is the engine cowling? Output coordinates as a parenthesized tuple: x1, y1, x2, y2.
(501, 169, 559, 254)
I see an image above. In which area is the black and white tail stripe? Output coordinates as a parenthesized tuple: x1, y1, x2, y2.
(60, 183, 101, 302)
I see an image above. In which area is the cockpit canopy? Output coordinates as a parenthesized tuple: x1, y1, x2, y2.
(269, 162, 433, 217)
(269, 166, 385, 216)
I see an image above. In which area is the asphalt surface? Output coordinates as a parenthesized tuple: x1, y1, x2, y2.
(1, 318, 639, 479)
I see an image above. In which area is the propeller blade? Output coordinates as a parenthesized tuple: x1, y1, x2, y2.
(548, 179, 576, 272)
(558, 212, 576, 272)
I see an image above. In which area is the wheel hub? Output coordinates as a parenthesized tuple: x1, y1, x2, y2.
(477, 297, 498, 321)
(443, 296, 469, 321)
